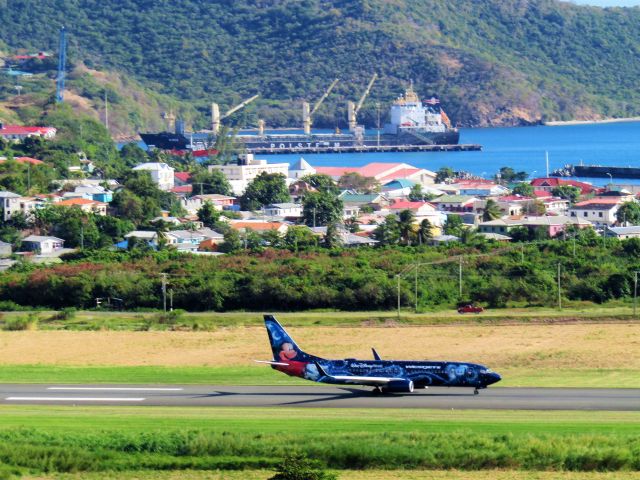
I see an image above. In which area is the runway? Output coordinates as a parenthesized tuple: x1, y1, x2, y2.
(1, 385, 639, 410)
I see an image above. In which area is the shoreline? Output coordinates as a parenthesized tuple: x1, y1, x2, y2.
(544, 117, 640, 126)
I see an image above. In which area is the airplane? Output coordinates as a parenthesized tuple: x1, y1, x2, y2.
(257, 315, 501, 394)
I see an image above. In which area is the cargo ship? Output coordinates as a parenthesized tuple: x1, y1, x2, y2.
(139, 86, 473, 155)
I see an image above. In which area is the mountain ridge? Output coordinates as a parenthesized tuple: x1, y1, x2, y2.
(1, 0, 639, 134)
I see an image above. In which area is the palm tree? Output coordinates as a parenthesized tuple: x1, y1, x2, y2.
(418, 219, 433, 245)
(482, 199, 502, 221)
(398, 209, 416, 245)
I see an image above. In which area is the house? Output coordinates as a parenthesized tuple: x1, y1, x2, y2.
(229, 220, 289, 234)
(0, 191, 22, 221)
(309, 226, 378, 247)
(569, 197, 625, 227)
(387, 200, 444, 227)
(338, 192, 389, 210)
(56, 198, 108, 216)
(73, 185, 113, 203)
(21, 235, 64, 254)
(453, 181, 509, 197)
(0, 240, 12, 258)
(180, 194, 236, 215)
(382, 179, 416, 198)
(289, 157, 316, 180)
(531, 177, 599, 196)
(479, 215, 592, 237)
(432, 195, 478, 213)
(117, 231, 159, 249)
(315, 162, 436, 186)
(132, 162, 175, 191)
(478, 232, 512, 242)
(605, 226, 640, 239)
(0, 122, 56, 141)
(0, 156, 45, 165)
(263, 203, 303, 218)
(429, 234, 460, 245)
(174, 172, 192, 186)
(208, 154, 289, 195)
(166, 228, 224, 247)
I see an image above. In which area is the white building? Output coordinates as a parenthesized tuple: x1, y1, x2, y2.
(132, 162, 175, 191)
(21, 235, 64, 254)
(262, 203, 303, 218)
(0, 191, 22, 221)
(289, 157, 315, 180)
(208, 154, 289, 195)
(569, 197, 624, 227)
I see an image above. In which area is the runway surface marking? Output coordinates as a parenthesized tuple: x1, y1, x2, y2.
(1, 385, 639, 410)
(6, 396, 145, 402)
(47, 387, 183, 391)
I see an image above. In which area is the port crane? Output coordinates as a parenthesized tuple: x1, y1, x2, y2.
(303, 78, 339, 135)
(348, 74, 377, 132)
(211, 94, 260, 133)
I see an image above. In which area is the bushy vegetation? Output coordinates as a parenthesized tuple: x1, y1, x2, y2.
(0, 427, 637, 475)
(2, 0, 640, 130)
(1, 233, 639, 311)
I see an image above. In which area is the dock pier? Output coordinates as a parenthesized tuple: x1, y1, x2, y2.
(247, 143, 482, 155)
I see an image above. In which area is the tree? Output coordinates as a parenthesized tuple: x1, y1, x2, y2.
(344, 217, 360, 233)
(397, 209, 416, 245)
(197, 201, 221, 228)
(408, 184, 425, 202)
(373, 215, 400, 245)
(444, 214, 464, 236)
(323, 222, 342, 248)
(496, 167, 527, 183)
(337, 172, 379, 193)
(269, 452, 336, 480)
(191, 168, 232, 196)
(240, 172, 289, 211)
(284, 226, 318, 251)
(551, 185, 581, 204)
(482, 199, 502, 221)
(435, 167, 454, 184)
(300, 173, 339, 194)
(119, 143, 148, 168)
(302, 191, 343, 227)
(512, 182, 535, 197)
(418, 219, 434, 244)
(616, 201, 640, 226)
(219, 228, 242, 253)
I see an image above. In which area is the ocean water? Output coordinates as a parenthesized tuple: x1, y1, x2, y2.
(261, 122, 640, 185)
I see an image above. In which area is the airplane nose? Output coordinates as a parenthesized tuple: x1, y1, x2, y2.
(488, 372, 502, 385)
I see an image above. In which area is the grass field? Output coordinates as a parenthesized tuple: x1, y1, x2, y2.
(0, 322, 638, 387)
(25, 470, 640, 479)
(0, 406, 638, 477)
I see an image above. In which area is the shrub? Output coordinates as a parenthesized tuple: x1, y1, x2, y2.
(2, 314, 38, 331)
(269, 453, 337, 480)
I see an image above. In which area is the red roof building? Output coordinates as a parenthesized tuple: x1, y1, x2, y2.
(0, 156, 45, 165)
(0, 124, 57, 141)
(531, 177, 599, 195)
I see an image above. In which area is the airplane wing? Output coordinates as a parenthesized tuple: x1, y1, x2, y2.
(372, 348, 382, 361)
(314, 362, 403, 386)
(254, 360, 290, 366)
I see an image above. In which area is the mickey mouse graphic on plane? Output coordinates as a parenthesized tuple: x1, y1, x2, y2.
(256, 315, 501, 394)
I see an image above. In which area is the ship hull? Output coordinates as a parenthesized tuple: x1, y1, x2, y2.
(139, 130, 460, 152)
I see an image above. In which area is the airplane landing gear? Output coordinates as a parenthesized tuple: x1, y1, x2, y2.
(373, 387, 382, 394)
(473, 388, 479, 395)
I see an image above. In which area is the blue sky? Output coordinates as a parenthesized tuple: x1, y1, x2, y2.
(570, 0, 640, 6)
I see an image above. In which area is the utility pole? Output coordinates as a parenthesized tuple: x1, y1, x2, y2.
(161, 273, 168, 312)
(80, 225, 84, 250)
(169, 289, 174, 312)
(414, 264, 418, 313)
(557, 263, 562, 309)
(458, 256, 463, 297)
(634, 271, 638, 319)
(396, 274, 401, 320)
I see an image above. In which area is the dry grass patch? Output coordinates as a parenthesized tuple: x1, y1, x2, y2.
(0, 323, 638, 370)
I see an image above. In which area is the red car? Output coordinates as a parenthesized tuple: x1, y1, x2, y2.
(458, 304, 484, 314)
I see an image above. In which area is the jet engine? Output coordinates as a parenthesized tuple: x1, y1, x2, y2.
(381, 379, 414, 393)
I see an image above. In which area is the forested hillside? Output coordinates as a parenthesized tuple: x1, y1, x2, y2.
(1, 0, 640, 132)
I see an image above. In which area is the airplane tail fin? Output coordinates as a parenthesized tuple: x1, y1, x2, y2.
(264, 314, 314, 362)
